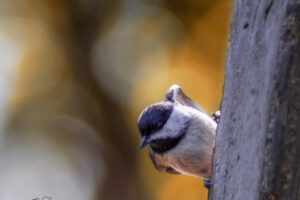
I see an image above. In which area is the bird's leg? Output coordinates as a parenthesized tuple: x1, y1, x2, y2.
(204, 178, 211, 189)
(212, 110, 221, 123)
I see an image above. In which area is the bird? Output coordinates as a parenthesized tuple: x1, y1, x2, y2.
(137, 84, 219, 187)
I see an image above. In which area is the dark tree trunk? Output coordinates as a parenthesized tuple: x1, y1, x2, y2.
(209, 0, 300, 199)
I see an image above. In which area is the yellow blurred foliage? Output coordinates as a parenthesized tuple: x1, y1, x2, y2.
(159, 176, 208, 200)
(0, 0, 232, 199)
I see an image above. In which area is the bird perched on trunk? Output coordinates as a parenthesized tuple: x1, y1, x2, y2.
(137, 84, 220, 188)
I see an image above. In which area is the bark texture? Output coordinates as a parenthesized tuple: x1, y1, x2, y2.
(209, 0, 300, 199)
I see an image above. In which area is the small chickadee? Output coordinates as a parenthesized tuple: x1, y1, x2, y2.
(137, 84, 219, 185)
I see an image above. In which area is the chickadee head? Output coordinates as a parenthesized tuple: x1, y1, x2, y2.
(137, 84, 216, 178)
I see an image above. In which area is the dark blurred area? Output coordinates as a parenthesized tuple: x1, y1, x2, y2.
(0, 0, 232, 199)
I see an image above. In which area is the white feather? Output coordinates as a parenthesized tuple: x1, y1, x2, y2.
(149, 104, 216, 178)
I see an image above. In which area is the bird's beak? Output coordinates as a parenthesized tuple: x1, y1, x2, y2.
(139, 136, 149, 149)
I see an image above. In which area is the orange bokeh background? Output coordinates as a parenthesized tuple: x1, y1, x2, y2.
(0, 0, 232, 199)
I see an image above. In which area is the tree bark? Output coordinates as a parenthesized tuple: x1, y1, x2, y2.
(209, 0, 300, 199)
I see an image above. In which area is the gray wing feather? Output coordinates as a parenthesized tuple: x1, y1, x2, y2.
(164, 84, 206, 113)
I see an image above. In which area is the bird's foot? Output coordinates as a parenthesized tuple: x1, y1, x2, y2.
(212, 110, 221, 123)
(204, 178, 211, 189)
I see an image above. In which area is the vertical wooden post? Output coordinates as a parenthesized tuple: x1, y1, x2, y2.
(209, 0, 300, 199)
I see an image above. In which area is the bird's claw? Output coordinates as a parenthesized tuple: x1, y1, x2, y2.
(212, 110, 221, 123)
(204, 178, 211, 189)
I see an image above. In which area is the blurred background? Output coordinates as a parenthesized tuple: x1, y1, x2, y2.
(0, 0, 232, 199)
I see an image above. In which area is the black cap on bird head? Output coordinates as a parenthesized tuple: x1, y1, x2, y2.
(137, 84, 204, 149)
(137, 102, 173, 148)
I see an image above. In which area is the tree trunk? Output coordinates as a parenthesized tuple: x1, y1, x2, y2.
(209, 0, 300, 199)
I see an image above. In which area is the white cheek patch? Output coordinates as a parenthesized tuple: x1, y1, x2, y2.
(148, 105, 190, 141)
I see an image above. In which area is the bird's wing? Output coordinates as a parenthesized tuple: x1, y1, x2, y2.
(164, 84, 206, 113)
